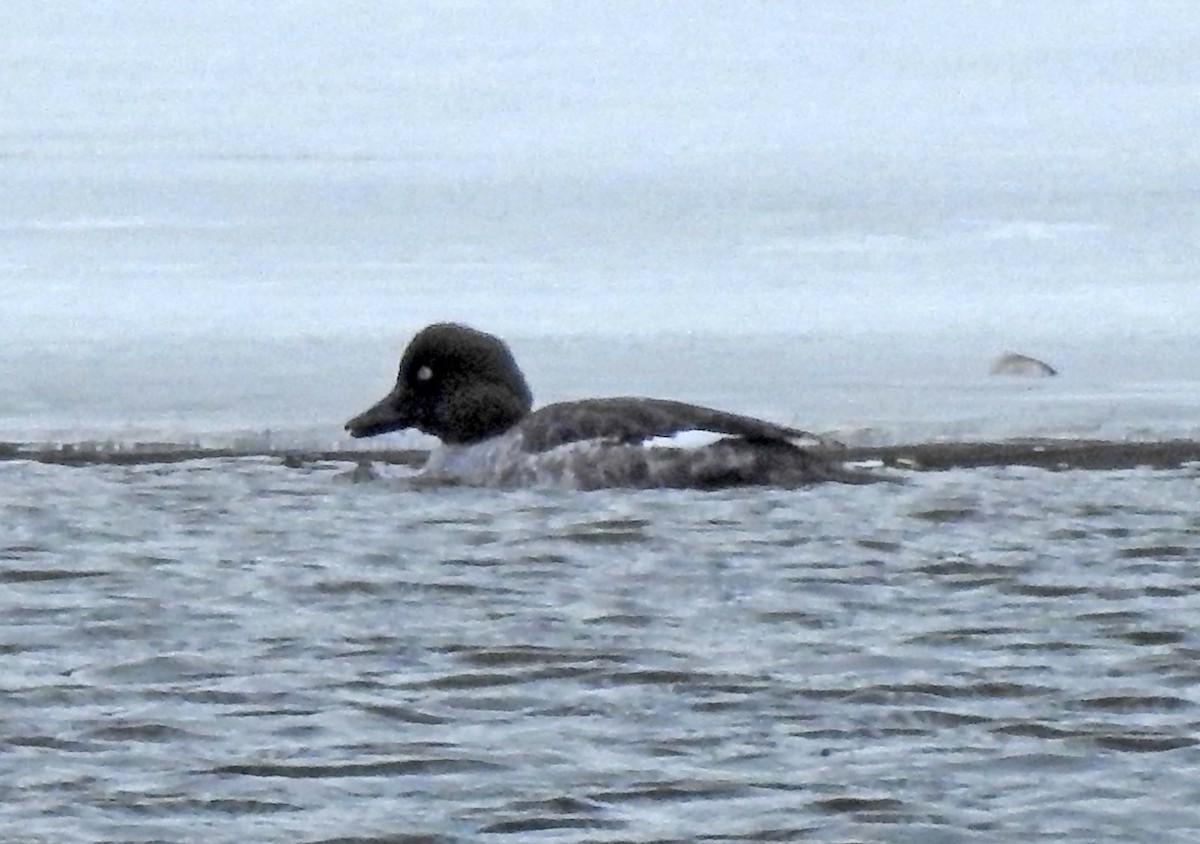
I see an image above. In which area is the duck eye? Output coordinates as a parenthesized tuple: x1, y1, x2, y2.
(416, 365, 433, 383)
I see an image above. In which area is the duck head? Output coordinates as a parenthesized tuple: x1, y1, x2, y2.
(345, 323, 534, 445)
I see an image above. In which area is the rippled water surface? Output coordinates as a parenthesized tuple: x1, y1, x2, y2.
(4, 459, 1200, 842)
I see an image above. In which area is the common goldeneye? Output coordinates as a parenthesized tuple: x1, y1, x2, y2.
(345, 323, 877, 489)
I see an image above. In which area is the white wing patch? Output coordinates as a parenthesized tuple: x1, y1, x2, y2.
(642, 430, 729, 450)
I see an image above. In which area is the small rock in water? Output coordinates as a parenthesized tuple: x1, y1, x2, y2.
(990, 352, 1057, 377)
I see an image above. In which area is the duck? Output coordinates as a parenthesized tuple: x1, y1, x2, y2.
(344, 323, 879, 489)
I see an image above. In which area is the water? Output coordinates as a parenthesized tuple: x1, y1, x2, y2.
(3, 3, 1200, 840)
(5, 460, 1200, 842)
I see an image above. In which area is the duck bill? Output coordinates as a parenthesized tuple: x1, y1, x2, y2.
(344, 388, 415, 438)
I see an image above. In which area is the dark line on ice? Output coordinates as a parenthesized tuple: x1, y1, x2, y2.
(3, 439, 1199, 471)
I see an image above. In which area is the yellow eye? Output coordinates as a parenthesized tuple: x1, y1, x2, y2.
(416, 365, 433, 382)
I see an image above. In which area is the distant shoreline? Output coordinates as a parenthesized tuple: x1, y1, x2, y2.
(4, 440, 1200, 472)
